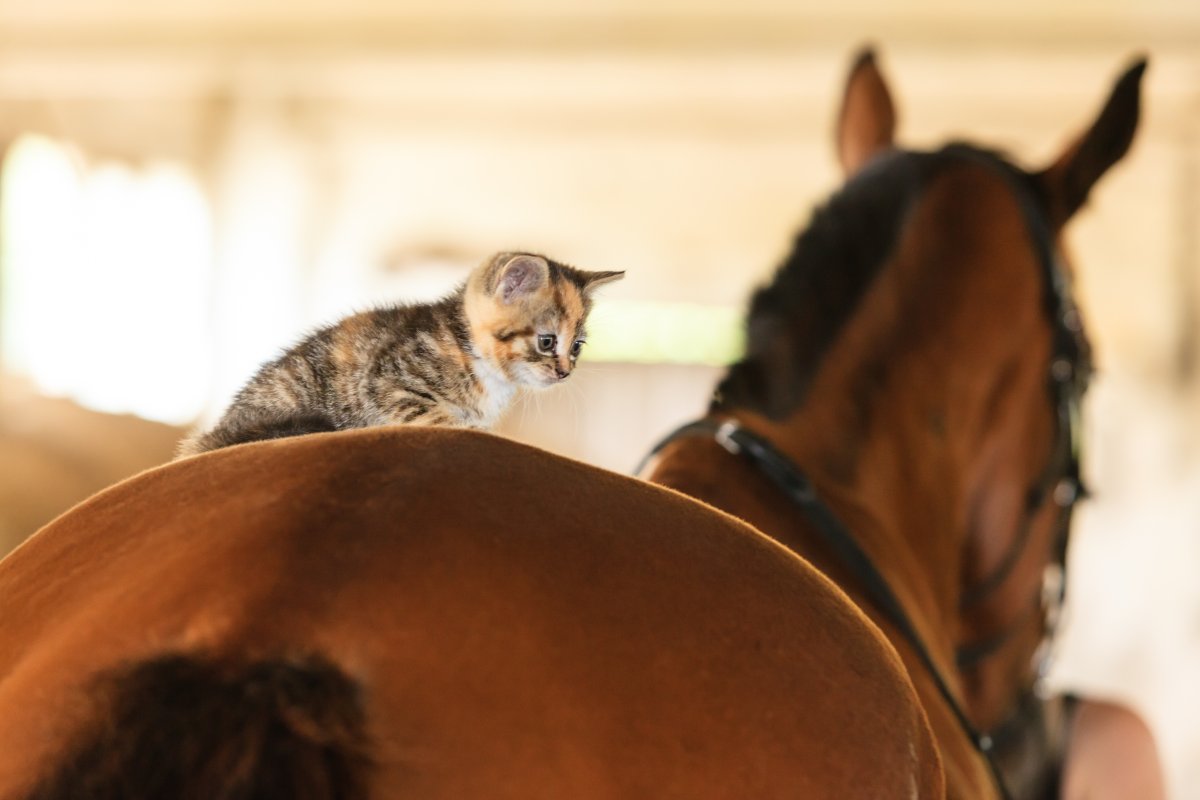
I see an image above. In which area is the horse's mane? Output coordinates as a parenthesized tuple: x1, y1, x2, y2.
(716, 144, 1025, 419)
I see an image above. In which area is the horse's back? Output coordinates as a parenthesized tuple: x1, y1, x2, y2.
(0, 428, 942, 798)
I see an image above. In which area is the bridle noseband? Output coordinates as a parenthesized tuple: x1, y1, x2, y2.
(635, 149, 1092, 800)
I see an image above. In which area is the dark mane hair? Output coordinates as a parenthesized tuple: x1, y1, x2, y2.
(716, 144, 1031, 419)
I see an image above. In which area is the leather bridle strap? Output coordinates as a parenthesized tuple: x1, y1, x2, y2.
(636, 417, 1013, 800)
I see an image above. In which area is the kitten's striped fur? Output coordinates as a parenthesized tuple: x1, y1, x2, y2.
(178, 252, 622, 457)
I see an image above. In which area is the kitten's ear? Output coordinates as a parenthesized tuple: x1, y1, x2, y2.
(495, 254, 549, 304)
(581, 270, 625, 293)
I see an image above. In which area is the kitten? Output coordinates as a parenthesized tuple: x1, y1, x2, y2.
(177, 252, 623, 458)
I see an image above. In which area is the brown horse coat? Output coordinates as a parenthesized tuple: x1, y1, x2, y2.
(647, 50, 1149, 799)
(0, 428, 943, 799)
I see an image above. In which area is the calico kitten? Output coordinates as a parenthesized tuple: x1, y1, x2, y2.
(177, 252, 623, 457)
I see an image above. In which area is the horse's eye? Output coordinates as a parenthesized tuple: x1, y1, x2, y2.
(537, 334, 556, 354)
(570, 340, 584, 357)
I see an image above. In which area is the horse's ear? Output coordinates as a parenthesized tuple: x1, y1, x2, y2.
(1036, 57, 1147, 227)
(836, 47, 897, 177)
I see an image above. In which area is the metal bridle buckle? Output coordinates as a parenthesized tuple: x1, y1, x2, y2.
(714, 420, 742, 455)
(1052, 477, 1079, 508)
(1032, 562, 1067, 698)
(1050, 358, 1074, 384)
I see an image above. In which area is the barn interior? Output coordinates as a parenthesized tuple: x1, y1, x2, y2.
(0, 1, 1197, 795)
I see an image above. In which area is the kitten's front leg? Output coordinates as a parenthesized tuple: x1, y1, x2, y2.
(381, 396, 457, 427)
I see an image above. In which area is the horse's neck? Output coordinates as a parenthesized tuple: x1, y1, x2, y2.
(744, 238, 1053, 643)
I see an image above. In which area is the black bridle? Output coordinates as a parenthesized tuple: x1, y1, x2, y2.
(635, 149, 1093, 800)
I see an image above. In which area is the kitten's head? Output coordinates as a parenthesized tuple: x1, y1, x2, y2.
(465, 252, 624, 389)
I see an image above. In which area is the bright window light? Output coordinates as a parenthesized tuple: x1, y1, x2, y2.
(1, 134, 212, 424)
(586, 301, 744, 365)
(1, 134, 742, 429)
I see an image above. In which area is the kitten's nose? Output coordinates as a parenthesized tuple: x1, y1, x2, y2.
(555, 366, 570, 380)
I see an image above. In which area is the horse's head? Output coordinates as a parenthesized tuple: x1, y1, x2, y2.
(698, 49, 1145, 796)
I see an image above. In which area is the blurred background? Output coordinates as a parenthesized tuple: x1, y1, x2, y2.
(0, 0, 1197, 795)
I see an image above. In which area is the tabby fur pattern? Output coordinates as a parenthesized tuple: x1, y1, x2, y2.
(178, 252, 622, 457)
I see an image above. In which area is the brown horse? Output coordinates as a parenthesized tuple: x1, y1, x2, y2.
(1, 427, 945, 799)
(0, 52, 1155, 800)
(642, 51, 1148, 799)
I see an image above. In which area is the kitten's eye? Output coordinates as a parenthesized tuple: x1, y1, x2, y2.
(570, 340, 584, 358)
(536, 334, 557, 354)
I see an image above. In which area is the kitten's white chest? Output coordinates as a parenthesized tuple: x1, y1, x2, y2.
(470, 358, 519, 427)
